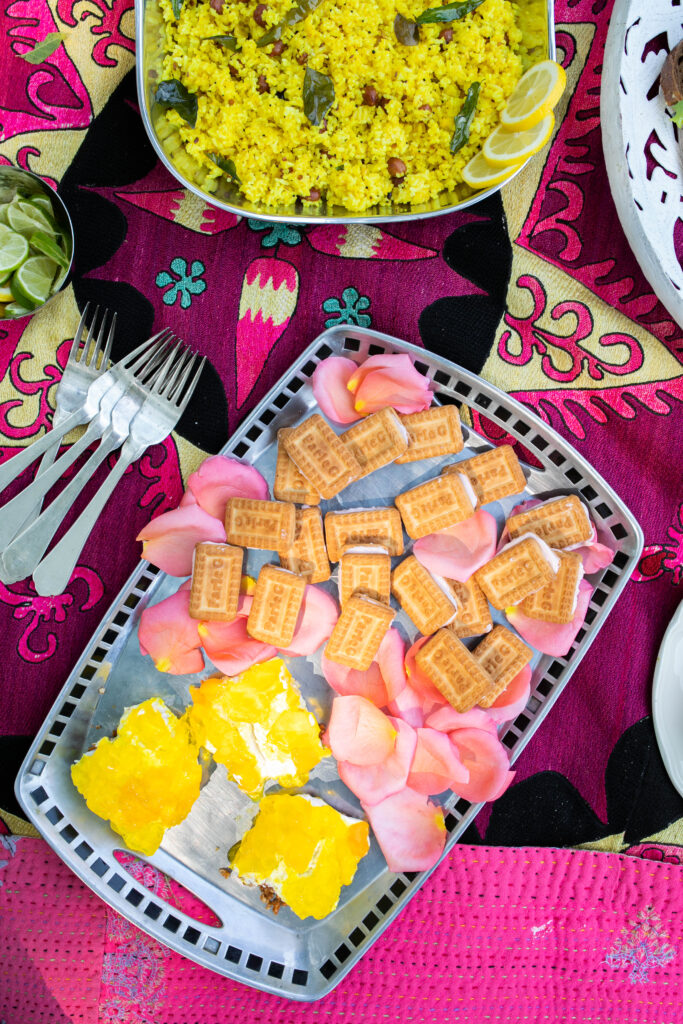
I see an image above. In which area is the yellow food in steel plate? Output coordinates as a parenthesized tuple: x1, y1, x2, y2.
(232, 793, 370, 919)
(188, 658, 327, 799)
(157, 0, 543, 212)
(70, 698, 202, 856)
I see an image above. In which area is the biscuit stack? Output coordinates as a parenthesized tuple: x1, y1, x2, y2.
(186, 401, 593, 712)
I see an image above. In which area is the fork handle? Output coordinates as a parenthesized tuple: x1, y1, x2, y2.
(32, 440, 146, 596)
(0, 429, 124, 583)
(0, 409, 88, 495)
(0, 418, 105, 554)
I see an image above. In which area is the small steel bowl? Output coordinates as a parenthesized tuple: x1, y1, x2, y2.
(0, 165, 75, 322)
(135, 0, 555, 225)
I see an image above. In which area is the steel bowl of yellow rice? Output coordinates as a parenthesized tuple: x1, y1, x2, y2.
(136, 0, 555, 222)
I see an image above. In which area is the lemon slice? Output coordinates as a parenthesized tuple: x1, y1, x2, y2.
(10, 256, 57, 307)
(461, 152, 521, 191)
(500, 60, 566, 132)
(482, 112, 555, 168)
(0, 282, 14, 303)
(0, 224, 30, 278)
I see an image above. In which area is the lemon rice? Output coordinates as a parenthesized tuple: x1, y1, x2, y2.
(157, 0, 538, 212)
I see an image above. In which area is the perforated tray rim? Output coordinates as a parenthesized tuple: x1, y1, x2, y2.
(16, 326, 643, 1001)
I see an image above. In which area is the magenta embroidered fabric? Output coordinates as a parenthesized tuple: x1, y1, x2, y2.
(0, 0, 682, 1018)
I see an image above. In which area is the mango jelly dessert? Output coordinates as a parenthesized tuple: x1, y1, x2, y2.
(188, 658, 328, 800)
(70, 697, 202, 856)
(231, 793, 370, 920)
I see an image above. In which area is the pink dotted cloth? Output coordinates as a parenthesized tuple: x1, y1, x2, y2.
(1, 838, 680, 1023)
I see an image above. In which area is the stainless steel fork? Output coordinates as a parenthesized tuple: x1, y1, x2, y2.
(0, 306, 115, 497)
(32, 346, 205, 596)
(0, 337, 183, 583)
(0, 329, 172, 552)
(28, 304, 116, 511)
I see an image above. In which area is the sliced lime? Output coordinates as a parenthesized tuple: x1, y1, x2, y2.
(0, 224, 30, 277)
(50, 262, 69, 295)
(29, 230, 69, 268)
(27, 195, 55, 215)
(7, 199, 57, 239)
(0, 283, 14, 303)
(10, 256, 57, 307)
(0, 203, 9, 225)
(4, 301, 35, 318)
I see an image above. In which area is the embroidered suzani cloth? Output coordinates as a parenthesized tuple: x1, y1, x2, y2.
(0, 0, 682, 1020)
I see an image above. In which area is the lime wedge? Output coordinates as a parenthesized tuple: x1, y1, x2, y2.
(0, 224, 30, 277)
(50, 262, 69, 295)
(0, 203, 9, 225)
(4, 301, 35, 318)
(29, 231, 69, 268)
(7, 199, 57, 239)
(10, 256, 57, 307)
(27, 195, 55, 215)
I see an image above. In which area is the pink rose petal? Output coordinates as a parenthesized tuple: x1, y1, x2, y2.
(362, 788, 446, 872)
(573, 539, 615, 574)
(426, 705, 498, 736)
(199, 594, 277, 676)
(377, 627, 408, 703)
(138, 587, 204, 675)
(506, 579, 592, 657)
(321, 655, 389, 707)
(413, 510, 498, 582)
(137, 506, 226, 577)
(407, 727, 469, 795)
(449, 728, 515, 803)
(348, 354, 433, 416)
(185, 455, 269, 519)
(311, 356, 360, 424)
(338, 717, 417, 805)
(387, 682, 426, 728)
(327, 696, 398, 765)
(279, 585, 339, 656)
(485, 665, 532, 724)
(405, 636, 448, 705)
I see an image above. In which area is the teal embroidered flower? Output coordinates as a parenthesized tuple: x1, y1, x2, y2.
(322, 286, 371, 328)
(247, 220, 302, 248)
(155, 258, 207, 309)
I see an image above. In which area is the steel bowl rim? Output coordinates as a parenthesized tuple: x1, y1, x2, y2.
(0, 164, 75, 322)
(134, 0, 556, 225)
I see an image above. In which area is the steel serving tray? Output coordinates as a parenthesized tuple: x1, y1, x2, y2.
(16, 327, 643, 1001)
(135, 0, 555, 224)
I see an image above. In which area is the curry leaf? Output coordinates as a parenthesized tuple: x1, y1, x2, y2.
(209, 152, 241, 183)
(202, 33, 241, 50)
(303, 67, 335, 125)
(257, 0, 323, 46)
(154, 79, 198, 127)
(450, 81, 480, 153)
(416, 0, 485, 25)
(19, 32, 64, 64)
(393, 13, 420, 45)
(171, 0, 183, 18)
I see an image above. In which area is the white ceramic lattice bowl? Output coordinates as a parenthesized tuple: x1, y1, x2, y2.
(602, 0, 683, 326)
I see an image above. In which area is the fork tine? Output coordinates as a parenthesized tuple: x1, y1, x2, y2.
(172, 353, 205, 412)
(126, 331, 175, 378)
(100, 311, 116, 370)
(68, 303, 90, 365)
(80, 304, 99, 365)
(159, 346, 193, 398)
(137, 334, 178, 385)
(150, 342, 186, 395)
(115, 328, 174, 370)
(87, 307, 110, 368)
